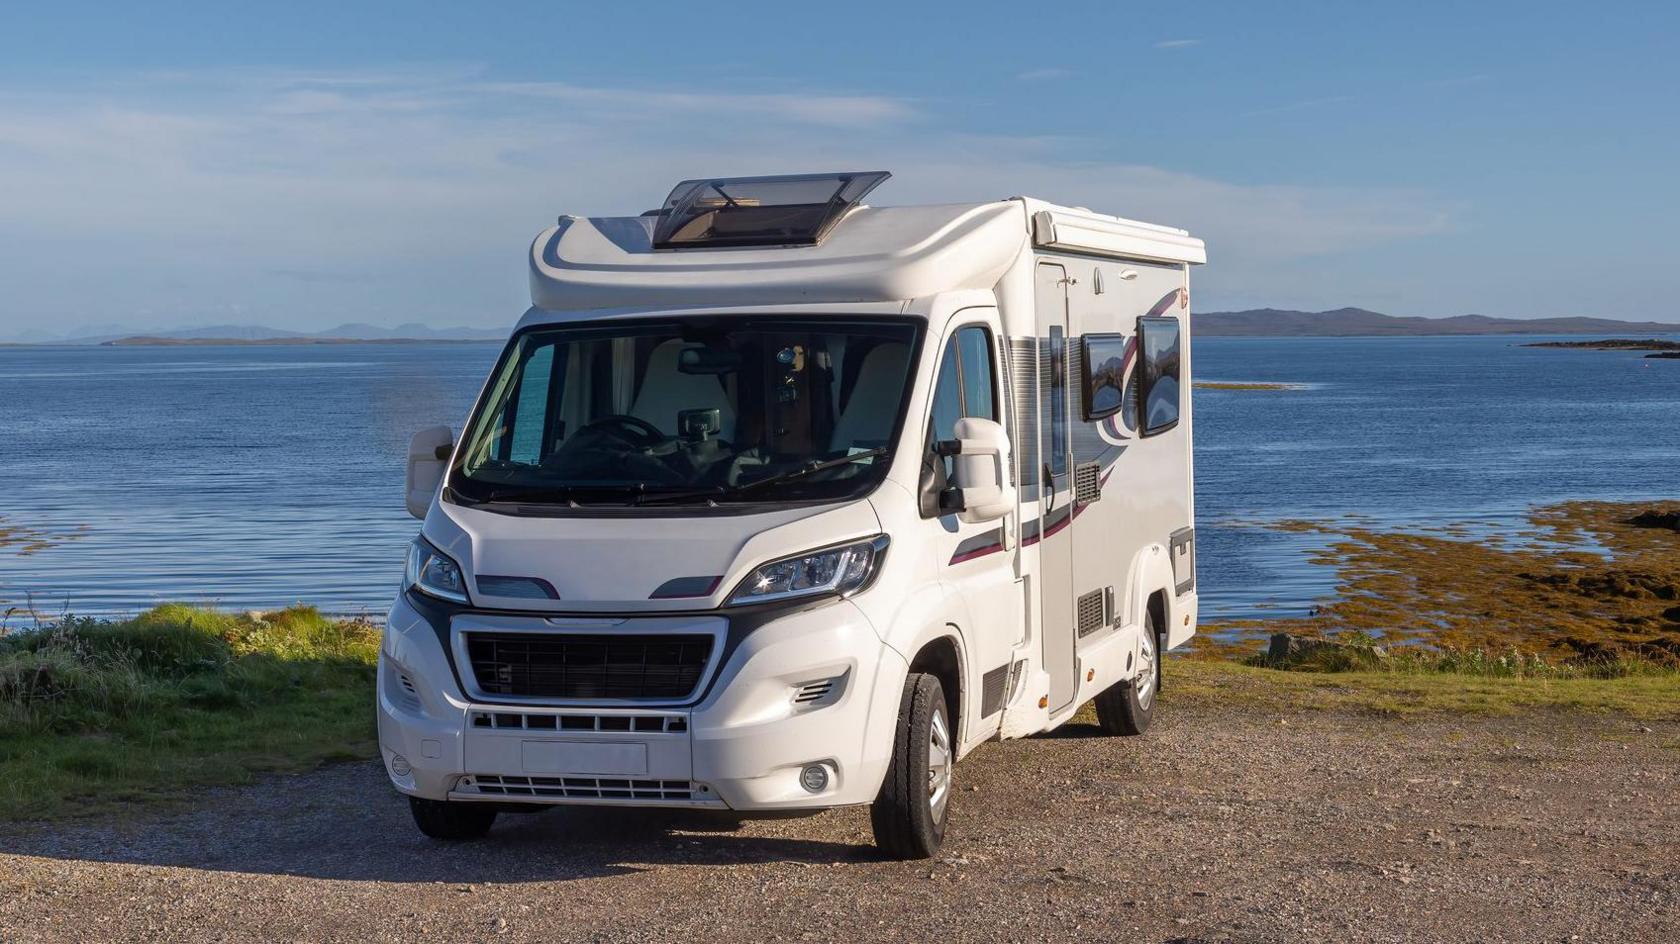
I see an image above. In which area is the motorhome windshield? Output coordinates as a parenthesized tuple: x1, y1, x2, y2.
(449, 317, 921, 507)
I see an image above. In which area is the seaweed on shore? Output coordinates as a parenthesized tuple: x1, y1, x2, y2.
(1197, 501, 1680, 667)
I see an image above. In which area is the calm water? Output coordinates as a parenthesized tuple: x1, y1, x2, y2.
(2, 336, 1677, 622)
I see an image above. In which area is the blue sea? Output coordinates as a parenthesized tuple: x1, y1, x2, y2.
(2, 336, 1676, 623)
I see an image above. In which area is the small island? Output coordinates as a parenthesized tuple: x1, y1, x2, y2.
(1194, 381, 1297, 391)
(1524, 337, 1680, 355)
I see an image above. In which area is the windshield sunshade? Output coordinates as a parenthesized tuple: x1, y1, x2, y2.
(650, 171, 890, 250)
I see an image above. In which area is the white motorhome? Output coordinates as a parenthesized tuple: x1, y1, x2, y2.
(381, 172, 1204, 858)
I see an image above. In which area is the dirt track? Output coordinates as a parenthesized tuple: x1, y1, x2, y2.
(2, 698, 1676, 944)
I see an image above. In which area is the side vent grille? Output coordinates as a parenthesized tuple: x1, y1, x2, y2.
(1077, 588, 1108, 638)
(980, 664, 1009, 718)
(1007, 338, 1040, 488)
(1073, 461, 1102, 505)
(386, 669, 421, 712)
(791, 672, 847, 709)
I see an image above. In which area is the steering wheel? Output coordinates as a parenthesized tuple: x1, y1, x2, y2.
(576, 414, 667, 449)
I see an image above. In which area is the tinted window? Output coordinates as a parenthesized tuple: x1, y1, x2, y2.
(1138, 317, 1181, 435)
(927, 325, 1001, 482)
(957, 327, 996, 421)
(1081, 333, 1130, 421)
(1048, 325, 1068, 476)
(929, 339, 964, 443)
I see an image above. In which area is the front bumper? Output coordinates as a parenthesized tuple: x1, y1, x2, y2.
(377, 592, 907, 812)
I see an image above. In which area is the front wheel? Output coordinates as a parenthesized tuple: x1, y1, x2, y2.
(1094, 610, 1161, 736)
(870, 673, 952, 859)
(409, 796, 498, 840)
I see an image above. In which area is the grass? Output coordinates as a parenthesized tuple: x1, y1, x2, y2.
(0, 604, 378, 821)
(3, 593, 1675, 823)
(1164, 658, 1680, 719)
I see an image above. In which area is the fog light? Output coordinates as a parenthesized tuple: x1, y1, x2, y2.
(799, 764, 829, 793)
(389, 754, 412, 777)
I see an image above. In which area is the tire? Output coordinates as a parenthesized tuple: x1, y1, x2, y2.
(1094, 609, 1162, 736)
(409, 796, 498, 840)
(870, 673, 953, 860)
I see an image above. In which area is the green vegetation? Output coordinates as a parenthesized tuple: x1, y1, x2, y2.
(8, 498, 1680, 822)
(1193, 381, 1296, 391)
(0, 604, 378, 821)
(1164, 658, 1680, 719)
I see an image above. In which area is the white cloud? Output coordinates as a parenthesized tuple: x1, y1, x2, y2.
(0, 69, 1455, 331)
(1155, 39, 1202, 49)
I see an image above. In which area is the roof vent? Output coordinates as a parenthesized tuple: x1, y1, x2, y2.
(650, 171, 889, 250)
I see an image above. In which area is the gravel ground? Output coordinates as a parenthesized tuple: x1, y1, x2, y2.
(2, 700, 1676, 944)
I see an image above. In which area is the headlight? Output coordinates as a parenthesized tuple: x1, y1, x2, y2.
(405, 537, 469, 604)
(728, 535, 888, 606)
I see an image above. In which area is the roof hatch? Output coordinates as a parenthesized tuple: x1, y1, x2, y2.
(650, 171, 890, 250)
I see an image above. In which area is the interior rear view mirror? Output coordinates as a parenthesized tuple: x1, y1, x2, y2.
(677, 345, 741, 375)
(406, 425, 454, 519)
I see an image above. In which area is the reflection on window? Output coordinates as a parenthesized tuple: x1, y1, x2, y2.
(451, 318, 920, 505)
(1138, 317, 1181, 436)
(1048, 326, 1068, 476)
(508, 342, 557, 463)
(928, 325, 999, 479)
(1080, 333, 1130, 421)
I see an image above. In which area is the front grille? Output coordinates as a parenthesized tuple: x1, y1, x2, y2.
(466, 774, 701, 801)
(464, 632, 712, 700)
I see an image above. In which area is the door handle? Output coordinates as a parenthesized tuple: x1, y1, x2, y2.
(1042, 462, 1056, 515)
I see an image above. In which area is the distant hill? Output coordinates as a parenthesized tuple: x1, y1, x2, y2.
(1196, 307, 1680, 337)
(15, 323, 506, 345)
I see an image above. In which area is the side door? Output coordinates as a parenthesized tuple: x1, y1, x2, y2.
(924, 315, 1021, 742)
(1032, 262, 1078, 714)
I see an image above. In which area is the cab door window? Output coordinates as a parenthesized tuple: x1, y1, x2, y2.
(922, 324, 1000, 515)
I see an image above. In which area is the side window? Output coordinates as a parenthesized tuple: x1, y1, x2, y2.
(924, 325, 1001, 510)
(957, 327, 996, 421)
(929, 325, 999, 441)
(1137, 316, 1181, 435)
(1047, 325, 1068, 477)
(929, 337, 964, 445)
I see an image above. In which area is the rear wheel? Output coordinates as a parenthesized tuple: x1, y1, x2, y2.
(870, 673, 952, 860)
(1094, 609, 1161, 736)
(409, 797, 498, 840)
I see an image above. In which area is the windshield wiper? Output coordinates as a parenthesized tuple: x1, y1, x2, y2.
(729, 447, 890, 496)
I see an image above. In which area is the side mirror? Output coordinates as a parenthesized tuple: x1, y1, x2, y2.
(406, 426, 454, 520)
(946, 417, 1015, 524)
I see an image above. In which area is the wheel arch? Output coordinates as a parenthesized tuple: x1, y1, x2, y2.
(905, 629, 966, 755)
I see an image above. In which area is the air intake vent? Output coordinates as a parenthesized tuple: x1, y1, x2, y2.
(1077, 588, 1108, 637)
(468, 710, 687, 733)
(791, 672, 847, 709)
(465, 632, 713, 700)
(466, 775, 701, 802)
(1073, 461, 1102, 505)
(980, 664, 1008, 718)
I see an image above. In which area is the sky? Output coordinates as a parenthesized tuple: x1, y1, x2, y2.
(1, 0, 1677, 337)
